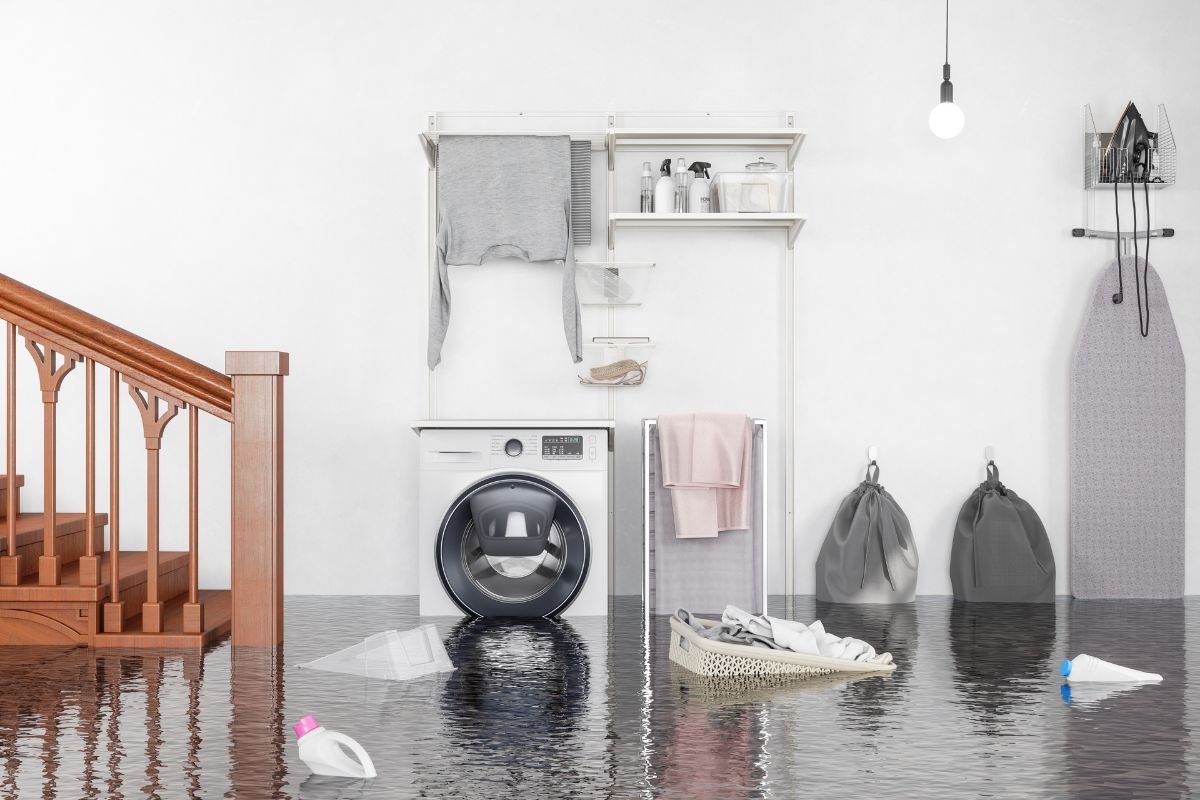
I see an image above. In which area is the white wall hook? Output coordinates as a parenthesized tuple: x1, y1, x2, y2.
(867, 445, 878, 463)
(984, 445, 995, 463)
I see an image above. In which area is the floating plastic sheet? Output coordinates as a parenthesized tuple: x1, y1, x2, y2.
(298, 624, 454, 681)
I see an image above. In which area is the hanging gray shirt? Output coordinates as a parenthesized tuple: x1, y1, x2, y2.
(428, 135, 581, 369)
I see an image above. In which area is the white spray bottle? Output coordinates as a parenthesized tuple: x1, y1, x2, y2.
(293, 715, 377, 779)
(1060, 654, 1162, 683)
(653, 158, 674, 214)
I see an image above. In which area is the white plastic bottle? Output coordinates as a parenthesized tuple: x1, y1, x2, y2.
(673, 157, 689, 213)
(639, 161, 654, 212)
(293, 715, 377, 779)
(1060, 654, 1162, 683)
(653, 158, 674, 214)
(687, 162, 711, 213)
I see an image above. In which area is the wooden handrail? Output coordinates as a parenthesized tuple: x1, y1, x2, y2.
(0, 273, 233, 419)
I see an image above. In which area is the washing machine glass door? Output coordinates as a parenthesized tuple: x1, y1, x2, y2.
(437, 474, 590, 618)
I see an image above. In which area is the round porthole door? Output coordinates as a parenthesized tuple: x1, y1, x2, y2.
(436, 473, 590, 617)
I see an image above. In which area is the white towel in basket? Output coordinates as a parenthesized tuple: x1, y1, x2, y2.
(720, 605, 891, 665)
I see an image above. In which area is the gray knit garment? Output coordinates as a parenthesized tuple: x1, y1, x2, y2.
(428, 135, 581, 368)
(1070, 257, 1186, 598)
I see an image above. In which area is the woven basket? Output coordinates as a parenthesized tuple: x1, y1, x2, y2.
(668, 616, 897, 680)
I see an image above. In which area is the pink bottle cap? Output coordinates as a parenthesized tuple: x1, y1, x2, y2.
(293, 715, 320, 739)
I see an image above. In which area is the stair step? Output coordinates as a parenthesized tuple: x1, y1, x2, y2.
(95, 589, 232, 648)
(0, 475, 25, 519)
(0, 512, 108, 579)
(0, 549, 187, 603)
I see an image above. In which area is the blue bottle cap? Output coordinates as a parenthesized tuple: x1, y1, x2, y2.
(1060, 659, 1072, 677)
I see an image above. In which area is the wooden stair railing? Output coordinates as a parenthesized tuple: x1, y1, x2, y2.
(0, 272, 287, 646)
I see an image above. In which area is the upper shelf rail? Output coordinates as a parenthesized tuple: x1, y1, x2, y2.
(0, 273, 234, 419)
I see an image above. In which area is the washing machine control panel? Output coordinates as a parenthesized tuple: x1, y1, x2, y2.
(541, 435, 583, 460)
(488, 430, 606, 468)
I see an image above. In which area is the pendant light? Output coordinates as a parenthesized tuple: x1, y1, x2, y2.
(929, 0, 965, 139)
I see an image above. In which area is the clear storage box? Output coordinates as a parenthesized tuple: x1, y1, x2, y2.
(711, 156, 793, 213)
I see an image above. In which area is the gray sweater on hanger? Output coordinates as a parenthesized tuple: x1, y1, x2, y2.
(428, 135, 581, 369)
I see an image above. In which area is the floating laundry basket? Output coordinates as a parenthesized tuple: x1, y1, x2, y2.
(668, 616, 897, 680)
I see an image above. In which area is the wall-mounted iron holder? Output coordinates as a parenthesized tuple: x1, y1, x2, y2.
(1083, 104, 1176, 189)
(1072, 227, 1176, 258)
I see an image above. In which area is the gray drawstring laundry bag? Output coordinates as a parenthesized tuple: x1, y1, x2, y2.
(816, 462, 918, 604)
(950, 461, 1055, 603)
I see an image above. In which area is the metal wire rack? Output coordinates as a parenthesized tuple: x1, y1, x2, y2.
(1084, 104, 1176, 189)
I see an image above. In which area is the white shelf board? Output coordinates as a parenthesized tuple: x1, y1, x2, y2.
(606, 128, 806, 168)
(609, 212, 807, 248)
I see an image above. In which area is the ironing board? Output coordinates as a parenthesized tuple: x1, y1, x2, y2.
(1070, 257, 1185, 598)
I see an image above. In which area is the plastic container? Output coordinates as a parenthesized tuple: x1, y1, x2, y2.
(293, 715, 377, 779)
(1060, 653, 1162, 683)
(578, 338, 653, 387)
(711, 156, 793, 213)
(575, 262, 654, 306)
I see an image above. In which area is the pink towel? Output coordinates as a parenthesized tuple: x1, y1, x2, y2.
(658, 413, 753, 538)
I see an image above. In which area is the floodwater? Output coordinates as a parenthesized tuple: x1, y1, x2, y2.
(0, 596, 1195, 798)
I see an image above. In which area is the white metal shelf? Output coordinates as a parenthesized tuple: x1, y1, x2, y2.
(609, 212, 807, 248)
(606, 128, 807, 169)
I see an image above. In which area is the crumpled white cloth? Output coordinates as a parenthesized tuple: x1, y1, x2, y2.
(721, 605, 892, 665)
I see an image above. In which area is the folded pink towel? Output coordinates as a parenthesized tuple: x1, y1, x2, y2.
(659, 413, 753, 538)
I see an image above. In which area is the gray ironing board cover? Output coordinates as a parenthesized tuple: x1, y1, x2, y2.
(1070, 256, 1185, 598)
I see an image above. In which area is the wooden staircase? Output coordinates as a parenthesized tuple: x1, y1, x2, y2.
(0, 473, 231, 646)
(0, 273, 287, 648)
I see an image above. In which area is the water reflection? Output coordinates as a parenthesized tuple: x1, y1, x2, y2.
(1064, 600, 1187, 799)
(949, 602, 1057, 729)
(816, 600, 918, 731)
(0, 597, 1194, 798)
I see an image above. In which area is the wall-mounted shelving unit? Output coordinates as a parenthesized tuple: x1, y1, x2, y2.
(608, 212, 807, 248)
(420, 110, 807, 604)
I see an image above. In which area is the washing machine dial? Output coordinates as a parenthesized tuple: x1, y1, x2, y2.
(504, 438, 523, 457)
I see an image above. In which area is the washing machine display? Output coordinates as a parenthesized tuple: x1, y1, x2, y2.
(542, 435, 583, 460)
(417, 423, 612, 618)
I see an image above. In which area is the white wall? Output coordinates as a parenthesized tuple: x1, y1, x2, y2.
(0, 0, 1196, 595)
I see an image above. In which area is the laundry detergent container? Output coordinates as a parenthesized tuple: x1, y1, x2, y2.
(711, 157, 792, 213)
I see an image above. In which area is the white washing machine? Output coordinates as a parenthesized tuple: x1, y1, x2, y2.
(414, 420, 613, 617)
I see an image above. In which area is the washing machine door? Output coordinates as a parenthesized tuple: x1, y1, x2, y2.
(436, 473, 591, 617)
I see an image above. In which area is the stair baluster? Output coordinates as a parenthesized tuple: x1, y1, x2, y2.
(79, 358, 100, 586)
(24, 335, 81, 586)
(183, 405, 202, 633)
(103, 369, 123, 632)
(1, 322, 18, 585)
(126, 381, 182, 634)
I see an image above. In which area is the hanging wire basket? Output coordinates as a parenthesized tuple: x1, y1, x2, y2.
(1084, 104, 1176, 189)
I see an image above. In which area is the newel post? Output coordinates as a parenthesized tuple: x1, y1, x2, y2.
(226, 351, 288, 647)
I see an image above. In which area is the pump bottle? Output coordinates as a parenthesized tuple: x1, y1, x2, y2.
(653, 158, 674, 214)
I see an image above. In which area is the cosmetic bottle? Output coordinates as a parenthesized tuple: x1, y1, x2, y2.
(687, 162, 711, 213)
(653, 159, 674, 215)
(640, 161, 654, 212)
(673, 157, 689, 213)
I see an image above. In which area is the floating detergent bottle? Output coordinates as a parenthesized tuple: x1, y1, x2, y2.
(653, 158, 674, 214)
(687, 161, 711, 213)
(1060, 654, 1162, 683)
(293, 715, 377, 779)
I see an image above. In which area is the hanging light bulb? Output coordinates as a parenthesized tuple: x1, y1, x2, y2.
(929, 0, 964, 139)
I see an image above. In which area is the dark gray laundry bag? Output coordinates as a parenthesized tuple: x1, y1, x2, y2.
(816, 462, 919, 604)
(950, 461, 1055, 603)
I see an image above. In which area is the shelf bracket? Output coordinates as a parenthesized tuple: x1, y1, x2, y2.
(787, 217, 805, 249)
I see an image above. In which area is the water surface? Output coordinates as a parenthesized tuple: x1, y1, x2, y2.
(0, 596, 1195, 798)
